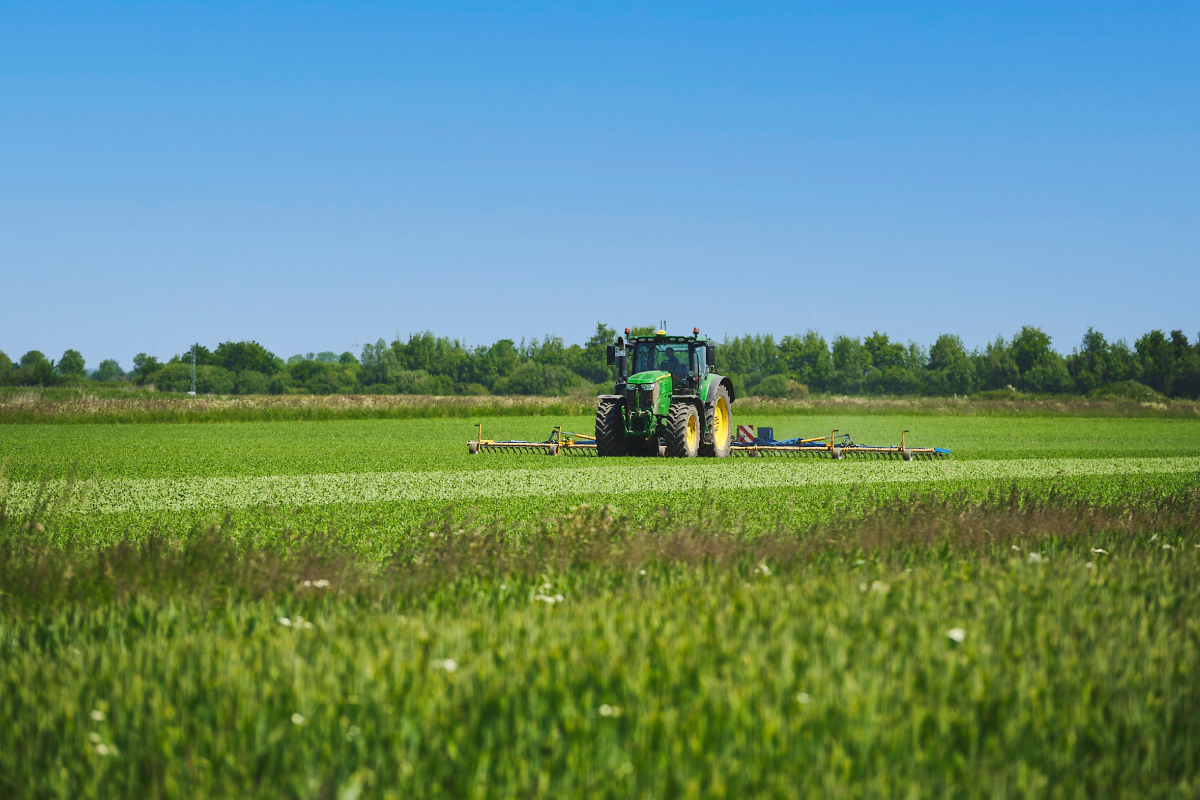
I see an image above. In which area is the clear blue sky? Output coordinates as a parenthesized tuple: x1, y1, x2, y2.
(2, 2, 1197, 369)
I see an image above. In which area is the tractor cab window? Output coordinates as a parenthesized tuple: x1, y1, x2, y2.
(633, 343, 689, 379)
(690, 347, 706, 379)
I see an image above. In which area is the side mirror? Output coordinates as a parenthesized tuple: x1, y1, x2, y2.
(706, 344, 715, 367)
(606, 345, 616, 366)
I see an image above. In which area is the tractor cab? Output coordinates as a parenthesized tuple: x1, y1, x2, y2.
(631, 339, 708, 389)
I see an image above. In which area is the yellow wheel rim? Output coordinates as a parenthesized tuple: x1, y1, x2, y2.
(686, 412, 699, 451)
(713, 397, 730, 445)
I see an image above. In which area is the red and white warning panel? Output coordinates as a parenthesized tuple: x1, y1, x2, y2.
(736, 424, 755, 444)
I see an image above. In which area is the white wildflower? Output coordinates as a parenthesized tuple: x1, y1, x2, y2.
(96, 743, 110, 756)
(853, 559, 866, 566)
(437, 659, 458, 673)
(1091, 548, 1108, 554)
(639, 569, 647, 576)
(291, 713, 305, 725)
(795, 692, 810, 705)
(345, 725, 361, 741)
(1011, 545, 1021, 551)
(1163, 544, 1174, 550)
(947, 627, 966, 643)
(500, 584, 507, 590)
(555, 594, 564, 602)
(542, 582, 552, 591)
(859, 583, 868, 593)
(303, 621, 314, 630)
(757, 563, 771, 576)
(279, 617, 292, 627)
(1086, 562, 1095, 570)
(90, 709, 105, 722)
(599, 704, 614, 717)
(1027, 552, 1043, 563)
(304, 580, 312, 587)
(534, 594, 558, 604)
(314, 579, 330, 588)
(870, 581, 890, 594)
(88, 732, 101, 744)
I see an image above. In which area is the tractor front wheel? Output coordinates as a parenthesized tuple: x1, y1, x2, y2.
(595, 400, 627, 457)
(666, 403, 701, 458)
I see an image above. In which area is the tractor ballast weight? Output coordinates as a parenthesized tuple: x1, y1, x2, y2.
(595, 328, 735, 459)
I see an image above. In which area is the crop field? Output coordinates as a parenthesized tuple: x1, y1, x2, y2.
(2, 412, 1200, 798)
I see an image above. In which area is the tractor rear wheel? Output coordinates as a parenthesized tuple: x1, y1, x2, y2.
(595, 400, 627, 457)
(700, 384, 732, 458)
(665, 402, 701, 458)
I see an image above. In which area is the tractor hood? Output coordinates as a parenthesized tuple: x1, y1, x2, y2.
(625, 370, 670, 385)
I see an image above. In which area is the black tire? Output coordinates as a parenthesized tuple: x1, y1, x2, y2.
(700, 384, 733, 458)
(665, 402, 701, 458)
(595, 400, 626, 457)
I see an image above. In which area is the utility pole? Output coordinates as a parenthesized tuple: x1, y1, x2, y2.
(189, 343, 197, 395)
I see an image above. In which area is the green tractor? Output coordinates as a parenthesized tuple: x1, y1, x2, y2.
(596, 328, 735, 458)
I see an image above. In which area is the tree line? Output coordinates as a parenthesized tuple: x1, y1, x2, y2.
(3, 324, 1198, 399)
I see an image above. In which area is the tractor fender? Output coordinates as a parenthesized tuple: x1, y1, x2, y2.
(596, 394, 626, 405)
(717, 376, 736, 403)
(701, 375, 736, 405)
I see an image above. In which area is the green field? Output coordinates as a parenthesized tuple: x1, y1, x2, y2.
(2, 413, 1199, 798)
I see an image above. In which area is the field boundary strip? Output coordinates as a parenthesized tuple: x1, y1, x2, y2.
(4, 457, 1199, 516)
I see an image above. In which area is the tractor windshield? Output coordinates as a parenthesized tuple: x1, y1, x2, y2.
(633, 343, 691, 379)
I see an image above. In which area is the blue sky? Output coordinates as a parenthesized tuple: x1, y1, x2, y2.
(2, 2, 1197, 369)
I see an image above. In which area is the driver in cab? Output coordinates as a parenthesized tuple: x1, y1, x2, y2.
(663, 347, 688, 381)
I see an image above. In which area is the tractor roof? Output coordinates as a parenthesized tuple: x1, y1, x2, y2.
(626, 333, 710, 344)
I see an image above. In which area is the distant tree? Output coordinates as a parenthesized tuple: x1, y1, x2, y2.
(1135, 330, 1175, 394)
(14, 351, 57, 386)
(214, 341, 281, 375)
(863, 331, 906, 371)
(195, 365, 235, 394)
(577, 322, 617, 383)
(829, 336, 870, 393)
(926, 334, 975, 395)
(1010, 327, 1053, 375)
(57, 349, 87, 378)
(316, 351, 338, 363)
(339, 351, 358, 365)
(92, 359, 126, 382)
(975, 336, 1019, 390)
(0, 350, 11, 385)
(20, 351, 48, 369)
(359, 339, 397, 386)
(779, 331, 831, 391)
(182, 344, 215, 366)
(234, 370, 269, 394)
(494, 361, 582, 396)
(131, 353, 163, 384)
(1022, 352, 1073, 394)
(753, 374, 789, 398)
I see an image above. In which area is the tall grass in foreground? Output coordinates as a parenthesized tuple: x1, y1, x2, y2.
(1, 486, 1199, 798)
